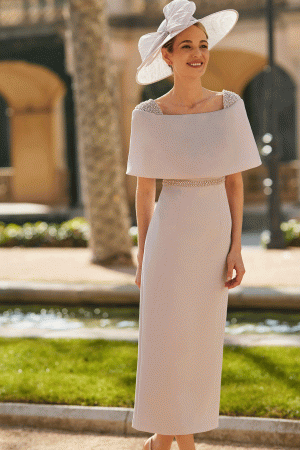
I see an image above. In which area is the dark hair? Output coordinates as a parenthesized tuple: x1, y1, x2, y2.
(162, 22, 209, 72)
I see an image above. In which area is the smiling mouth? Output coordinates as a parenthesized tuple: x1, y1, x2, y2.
(187, 62, 204, 67)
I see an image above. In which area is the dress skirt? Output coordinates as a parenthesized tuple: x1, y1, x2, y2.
(132, 176, 232, 436)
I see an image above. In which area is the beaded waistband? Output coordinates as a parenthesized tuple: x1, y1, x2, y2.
(162, 176, 225, 187)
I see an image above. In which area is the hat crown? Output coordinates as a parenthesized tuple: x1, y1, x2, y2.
(157, 0, 197, 34)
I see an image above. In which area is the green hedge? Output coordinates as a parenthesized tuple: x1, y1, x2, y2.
(0, 218, 89, 248)
(1, 216, 299, 248)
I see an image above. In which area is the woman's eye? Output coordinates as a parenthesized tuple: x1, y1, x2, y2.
(182, 45, 207, 49)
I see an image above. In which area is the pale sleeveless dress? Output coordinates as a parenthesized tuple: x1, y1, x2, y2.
(132, 90, 239, 435)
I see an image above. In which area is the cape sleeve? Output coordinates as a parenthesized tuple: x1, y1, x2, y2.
(125, 99, 263, 179)
(126, 108, 152, 177)
(225, 98, 263, 174)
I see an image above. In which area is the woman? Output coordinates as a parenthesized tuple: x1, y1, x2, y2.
(126, 1, 262, 449)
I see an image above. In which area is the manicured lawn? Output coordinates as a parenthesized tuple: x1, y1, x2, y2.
(219, 345, 300, 419)
(0, 338, 299, 420)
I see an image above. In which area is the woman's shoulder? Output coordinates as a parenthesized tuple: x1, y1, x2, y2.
(223, 90, 241, 108)
(134, 99, 163, 115)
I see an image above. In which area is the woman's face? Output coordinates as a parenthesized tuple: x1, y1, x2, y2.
(162, 25, 209, 79)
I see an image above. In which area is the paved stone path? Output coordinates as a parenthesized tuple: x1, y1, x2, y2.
(0, 246, 300, 287)
(0, 425, 295, 450)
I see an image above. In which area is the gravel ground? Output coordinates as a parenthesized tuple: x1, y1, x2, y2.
(0, 425, 296, 450)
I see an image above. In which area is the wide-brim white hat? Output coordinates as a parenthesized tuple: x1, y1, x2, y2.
(136, 0, 239, 85)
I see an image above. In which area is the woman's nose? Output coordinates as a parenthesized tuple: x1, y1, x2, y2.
(193, 48, 205, 58)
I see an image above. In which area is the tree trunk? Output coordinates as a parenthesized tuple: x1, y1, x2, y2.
(68, 0, 133, 265)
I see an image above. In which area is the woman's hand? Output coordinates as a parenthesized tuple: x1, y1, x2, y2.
(225, 249, 245, 289)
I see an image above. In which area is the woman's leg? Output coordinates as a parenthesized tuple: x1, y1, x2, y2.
(175, 434, 196, 450)
(144, 433, 174, 450)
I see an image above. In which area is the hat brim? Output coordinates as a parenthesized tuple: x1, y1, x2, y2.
(136, 9, 239, 85)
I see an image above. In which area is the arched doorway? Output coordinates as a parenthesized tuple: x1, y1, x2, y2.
(243, 65, 296, 162)
(0, 61, 69, 205)
(141, 78, 173, 102)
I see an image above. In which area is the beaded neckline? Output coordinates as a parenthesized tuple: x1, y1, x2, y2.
(145, 89, 241, 117)
(150, 89, 227, 116)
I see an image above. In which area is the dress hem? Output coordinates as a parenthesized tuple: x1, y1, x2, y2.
(131, 419, 219, 435)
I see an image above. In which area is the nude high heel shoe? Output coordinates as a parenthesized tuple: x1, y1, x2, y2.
(143, 435, 153, 450)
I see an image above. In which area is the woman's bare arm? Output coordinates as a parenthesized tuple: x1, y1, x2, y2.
(224, 172, 246, 288)
(136, 177, 156, 264)
(225, 172, 244, 251)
